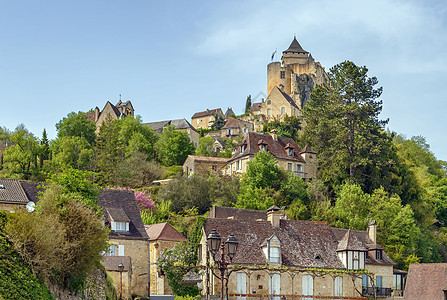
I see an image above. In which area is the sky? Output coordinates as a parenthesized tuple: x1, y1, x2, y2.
(1, 0, 446, 161)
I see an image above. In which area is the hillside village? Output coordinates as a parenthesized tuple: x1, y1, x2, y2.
(0, 37, 447, 300)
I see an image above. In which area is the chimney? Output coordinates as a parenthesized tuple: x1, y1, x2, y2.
(267, 206, 281, 228)
(368, 220, 377, 243)
(270, 129, 278, 141)
(94, 107, 100, 122)
(279, 84, 284, 92)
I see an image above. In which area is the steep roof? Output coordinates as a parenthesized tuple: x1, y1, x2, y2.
(228, 132, 306, 163)
(192, 108, 222, 119)
(145, 222, 187, 242)
(204, 217, 344, 269)
(98, 189, 148, 240)
(404, 263, 447, 300)
(283, 37, 308, 54)
(0, 179, 29, 203)
(145, 119, 198, 134)
(301, 145, 316, 154)
(225, 108, 235, 119)
(222, 117, 240, 129)
(336, 230, 367, 251)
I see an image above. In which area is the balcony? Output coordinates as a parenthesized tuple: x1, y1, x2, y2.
(362, 287, 392, 297)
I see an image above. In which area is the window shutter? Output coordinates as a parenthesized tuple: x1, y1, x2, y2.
(125, 222, 129, 232)
(118, 245, 124, 256)
(111, 221, 116, 231)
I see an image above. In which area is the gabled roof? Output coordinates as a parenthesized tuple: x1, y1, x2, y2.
(145, 222, 187, 242)
(107, 207, 131, 222)
(0, 179, 29, 203)
(145, 119, 198, 134)
(283, 37, 308, 54)
(225, 107, 235, 119)
(204, 217, 344, 269)
(103, 101, 121, 118)
(222, 117, 240, 129)
(98, 189, 148, 240)
(336, 230, 367, 251)
(301, 145, 316, 154)
(192, 108, 222, 119)
(228, 132, 306, 163)
(404, 263, 447, 300)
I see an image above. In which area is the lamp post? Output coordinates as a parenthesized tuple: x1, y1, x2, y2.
(118, 263, 124, 300)
(207, 229, 239, 300)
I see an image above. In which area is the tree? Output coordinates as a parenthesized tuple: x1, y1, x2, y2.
(195, 136, 215, 156)
(303, 61, 390, 190)
(241, 151, 281, 189)
(51, 136, 94, 170)
(155, 125, 195, 167)
(245, 95, 252, 114)
(211, 114, 226, 130)
(263, 115, 301, 141)
(39, 129, 50, 168)
(332, 182, 370, 230)
(56, 112, 96, 146)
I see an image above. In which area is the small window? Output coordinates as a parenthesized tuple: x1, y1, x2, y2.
(261, 145, 266, 151)
(288, 149, 293, 156)
(269, 247, 280, 263)
(267, 109, 271, 116)
(106, 245, 117, 256)
(267, 100, 271, 105)
(243, 128, 248, 133)
(111, 221, 129, 232)
(209, 116, 212, 121)
(240, 145, 245, 153)
(280, 71, 285, 79)
(281, 107, 285, 114)
(376, 250, 382, 260)
(197, 120, 200, 125)
(288, 163, 292, 171)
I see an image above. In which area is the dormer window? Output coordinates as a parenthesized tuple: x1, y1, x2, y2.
(107, 208, 130, 233)
(262, 235, 282, 265)
(241, 145, 245, 153)
(261, 145, 266, 151)
(288, 149, 293, 156)
(376, 250, 382, 260)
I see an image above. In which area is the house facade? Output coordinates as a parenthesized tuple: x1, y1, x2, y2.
(145, 222, 187, 295)
(99, 189, 149, 299)
(225, 131, 316, 181)
(183, 155, 229, 176)
(191, 108, 224, 130)
(199, 206, 396, 299)
(220, 118, 254, 139)
(145, 118, 200, 147)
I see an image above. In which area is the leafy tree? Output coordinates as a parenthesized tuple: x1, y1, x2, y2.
(211, 114, 226, 130)
(263, 115, 301, 141)
(241, 151, 281, 189)
(56, 112, 96, 146)
(155, 125, 195, 167)
(245, 95, 252, 114)
(2, 125, 39, 179)
(0, 126, 9, 142)
(333, 182, 370, 230)
(51, 136, 94, 170)
(195, 136, 215, 157)
(303, 61, 390, 190)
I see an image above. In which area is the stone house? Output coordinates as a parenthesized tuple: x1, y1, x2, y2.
(87, 100, 134, 133)
(191, 108, 224, 130)
(99, 189, 149, 299)
(145, 222, 187, 295)
(144, 118, 199, 147)
(225, 131, 316, 181)
(183, 155, 229, 176)
(220, 118, 254, 139)
(199, 206, 397, 299)
(403, 263, 447, 300)
(0, 178, 42, 212)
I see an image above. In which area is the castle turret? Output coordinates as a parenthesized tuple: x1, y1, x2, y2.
(281, 36, 309, 67)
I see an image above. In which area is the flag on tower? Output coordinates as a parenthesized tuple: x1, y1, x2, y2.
(271, 49, 277, 61)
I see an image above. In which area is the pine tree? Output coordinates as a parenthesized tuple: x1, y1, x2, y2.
(244, 95, 252, 114)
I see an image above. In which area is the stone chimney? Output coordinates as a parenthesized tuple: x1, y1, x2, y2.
(267, 206, 281, 228)
(279, 84, 285, 92)
(368, 220, 377, 243)
(94, 107, 100, 122)
(270, 129, 278, 141)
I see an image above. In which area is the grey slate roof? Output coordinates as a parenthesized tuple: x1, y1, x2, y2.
(0, 179, 32, 203)
(283, 37, 308, 54)
(144, 118, 197, 134)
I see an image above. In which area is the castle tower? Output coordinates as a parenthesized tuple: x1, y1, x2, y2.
(281, 36, 309, 67)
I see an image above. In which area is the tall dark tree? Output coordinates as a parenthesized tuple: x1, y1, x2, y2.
(39, 129, 50, 168)
(303, 61, 390, 190)
(211, 114, 226, 130)
(244, 95, 252, 114)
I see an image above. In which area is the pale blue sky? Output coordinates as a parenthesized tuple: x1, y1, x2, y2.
(1, 0, 446, 161)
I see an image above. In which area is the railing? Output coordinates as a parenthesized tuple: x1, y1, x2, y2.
(361, 287, 392, 297)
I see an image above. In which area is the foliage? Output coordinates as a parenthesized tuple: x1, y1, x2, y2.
(195, 136, 215, 157)
(0, 212, 54, 300)
(211, 114, 226, 131)
(5, 185, 109, 291)
(157, 216, 205, 296)
(262, 115, 301, 142)
(244, 95, 252, 114)
(241, 151, 281, 189)
(39, 129, 50, 168)
(333, 182, 371, 230)
(51, 136, 94, 170)
(55, 111, 96, 146)
(303, 61, 390, 191)
(155, 125, 195, 167)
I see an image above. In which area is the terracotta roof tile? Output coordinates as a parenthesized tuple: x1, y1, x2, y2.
(192, 108, 222, 119)
(145, 222, 187, 242)
(404, 263, 447, 300)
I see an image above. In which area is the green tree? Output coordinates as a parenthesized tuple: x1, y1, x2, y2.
(303, 61, 390, 190)
(51, 136, 94, 170)
(39, 129, 50, 168)
(211, 114, 226, 130)
(245, 95, 252, 114)
(333, 182, 370, 230)
(263, 115, 301, 141)
(155, 125, 195, 167)
(195, 136, 215, 156)
(241, 151, 281, 189)
(56, 112, 96, 146)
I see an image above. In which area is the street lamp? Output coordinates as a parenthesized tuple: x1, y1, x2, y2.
(207, 229, 239, 300)
(118, 263, 124, 300)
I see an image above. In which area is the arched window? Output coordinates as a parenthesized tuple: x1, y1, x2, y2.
(281, 107, 285, 114)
